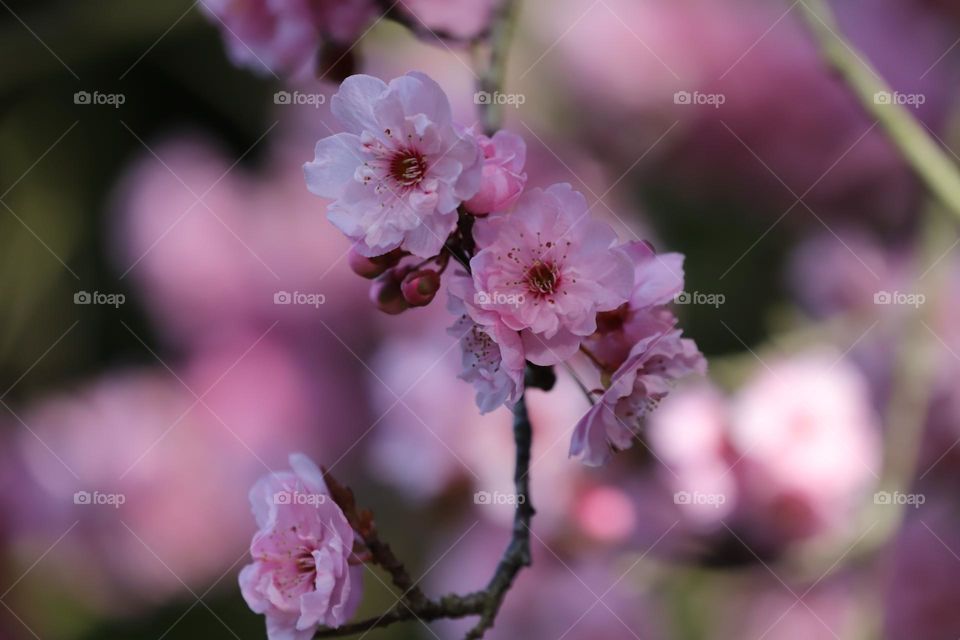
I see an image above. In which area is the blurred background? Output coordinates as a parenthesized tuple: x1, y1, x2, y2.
(2, 0, 960, 638)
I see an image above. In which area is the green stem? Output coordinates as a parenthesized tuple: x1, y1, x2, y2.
(797, 0, 960, 219)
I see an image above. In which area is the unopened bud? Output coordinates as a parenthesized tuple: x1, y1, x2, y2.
(349, 247, 404, 279)
(401, 270, 441, 307)
(370, 268, 410, 314)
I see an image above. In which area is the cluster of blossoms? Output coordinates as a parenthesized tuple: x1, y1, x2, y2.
(241, 70, 705, 639)
(305, 71, 706, 463)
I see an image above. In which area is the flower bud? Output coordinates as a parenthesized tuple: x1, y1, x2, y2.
(401, 269, 441, 307)
(349, 246, 403, 279)
(463, 131, 527, 215)
(370, 268, 410, 314)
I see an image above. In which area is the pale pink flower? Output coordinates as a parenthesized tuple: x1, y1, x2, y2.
(729, 353, 881, 540)
(570, 328, 706, 466)
(647, 384, 738, 529)
(468, 183, 633, 365)
(585, 240, 685, 370)
(202, 0, 376, 76)
(305, 72, 482, 257)
(447, 274, 525, 413)
(240, 453, 362, 639)
(463, 130, 527, 215)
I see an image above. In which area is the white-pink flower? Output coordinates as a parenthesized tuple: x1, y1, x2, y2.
(305, 72, 482, 258)
(240, 453, 362, 639)
(447, 274, 525, 413)
(202, 0, 376, 76)
(570, 328, 706, 466)
(468, 183, 634, 365)
(463, 130, 527, 215)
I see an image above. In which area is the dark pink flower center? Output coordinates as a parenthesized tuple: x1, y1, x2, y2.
(525, 260, 560, 296)
(295, 548, 317, 575)
(389, 150, 427, 187)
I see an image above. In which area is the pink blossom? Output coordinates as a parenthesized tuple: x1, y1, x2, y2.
(585, 240, 685, 370)
(570, 328, 706, 466)
(240, 453, 362, 639)
(468, 183, 633, 365)
(305, 72, 482, 258)
(447, 274, 526, 413)
(463, 130, 527, 215)
(201, 0, 376, 76)
(729, 353, 881, 541)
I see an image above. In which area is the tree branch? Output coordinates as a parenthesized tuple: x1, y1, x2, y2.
(314, 384, 538, 639)
(796, 0, 960, 220)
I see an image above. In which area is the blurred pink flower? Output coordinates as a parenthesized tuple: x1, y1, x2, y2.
(647, 384, 738, 528)
(201, 0, 376, 76)
(730, 352, 882, 541)
(399, 0, 497, 40)
(469, 183, 633, 365)
(463, 130, 527, 215)
(570, 328, 705, 466)
(305, 72, 481, 257)
(112, 136, 366, 349)
(8, 337, 331, 611)
(240, 453, 362, 638)
(649, 352, 881, 545)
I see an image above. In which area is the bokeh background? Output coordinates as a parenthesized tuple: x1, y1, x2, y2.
(3, 0, 960, 638)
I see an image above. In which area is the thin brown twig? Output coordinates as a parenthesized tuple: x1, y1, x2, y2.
(313, 385, 538, 639)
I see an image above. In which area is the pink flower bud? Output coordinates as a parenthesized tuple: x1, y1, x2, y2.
(349, 246, 403, 279)
(370, 268, 410, 314)
(401, 269, 441, 306)
(463, 131, 527, 215)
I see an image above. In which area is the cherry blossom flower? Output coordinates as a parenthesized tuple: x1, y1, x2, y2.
(305, 72, 482, 258)
(463, 130, 527, 215)
(570, 328, 706, 466)
(240, 453, 362, 639)
(585, 239, 685, 370)
(468, 183, 633, 365)
(202, 0, 376, 76)
(447, 274, 526, 413)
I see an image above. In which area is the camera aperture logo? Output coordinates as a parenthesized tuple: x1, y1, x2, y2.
(74, 290, 125, 308)
(73, 490, 126, 508)
(274, 90, 326, 108)
(873, 290, 924, 308)
(873, 91, 925, 109)
(274, 290, 326, 308)
(674, 490, 726, 508)
(474, 490, 525, 505)
(674, 90, 726, 109)
(473, 91, 525, 108)
(674, 290, 724, 308)
(74, 90, 125, 108)
(474, 290, 525, 307)
(273, 490, 327, 506)
(874, 490, 924, 508)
